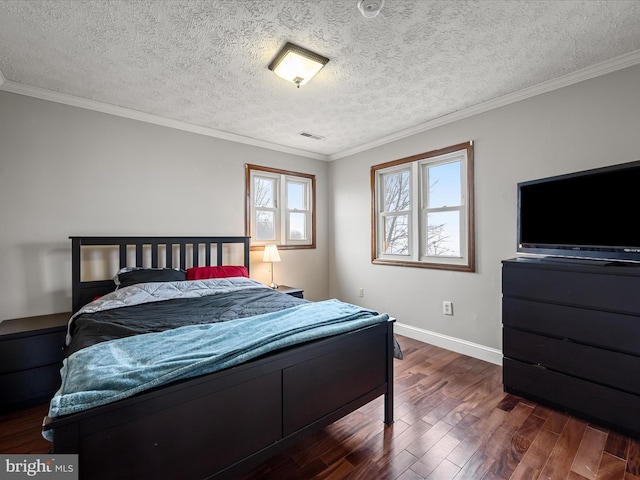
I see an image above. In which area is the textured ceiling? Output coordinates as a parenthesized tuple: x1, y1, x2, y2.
(1, 1, 640, 159)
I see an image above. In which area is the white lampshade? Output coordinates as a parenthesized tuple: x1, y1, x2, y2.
(262, 244, 281, 263)
(268, 42, 329, 87)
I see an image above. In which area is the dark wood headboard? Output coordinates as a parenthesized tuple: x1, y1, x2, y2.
(70, 236, 251, 314)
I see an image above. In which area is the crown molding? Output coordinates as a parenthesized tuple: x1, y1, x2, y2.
(329, 49, 640, 161)
(3, 48, 639, 163)
(0, 80, 329, 161)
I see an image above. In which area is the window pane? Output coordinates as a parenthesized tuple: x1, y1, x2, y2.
(288, 212, 307, 240)
(256, 211, 275, 240)
(384, 215, 409, 255)
(287, 181, 306, 210)
(427, 161, 461, 208)
(383, 171, 410, 212)
(254, 177, 275, 208)
(426, 211, 460, 256)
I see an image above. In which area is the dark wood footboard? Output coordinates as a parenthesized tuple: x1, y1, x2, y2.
(45, 320, 394, 480)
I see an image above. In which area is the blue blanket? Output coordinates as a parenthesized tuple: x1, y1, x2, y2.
(47, 299, 388, 421)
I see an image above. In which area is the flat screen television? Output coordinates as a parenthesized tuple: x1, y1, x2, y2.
(517, 160, 640, 263)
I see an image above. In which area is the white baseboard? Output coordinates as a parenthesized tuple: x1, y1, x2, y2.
(394, 322, 503, 366)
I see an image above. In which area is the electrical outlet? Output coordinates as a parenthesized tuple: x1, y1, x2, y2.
(358, 288, 365, 298)
(443, 301, 453, 316)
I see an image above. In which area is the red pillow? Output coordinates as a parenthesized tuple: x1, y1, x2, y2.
(186, 266, 249, 280)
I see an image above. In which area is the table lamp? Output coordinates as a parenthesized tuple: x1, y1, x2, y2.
(262, 244, 281, 288)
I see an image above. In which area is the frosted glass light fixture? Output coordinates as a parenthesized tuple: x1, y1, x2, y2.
(268, 42, 329, 88)
(262, 244, 281, 288)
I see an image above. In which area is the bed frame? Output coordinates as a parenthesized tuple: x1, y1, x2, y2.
(45, 236, 394, 480)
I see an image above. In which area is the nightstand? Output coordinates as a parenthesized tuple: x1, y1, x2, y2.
(275, 285, 304, 299)
(0, 312, 70, 411)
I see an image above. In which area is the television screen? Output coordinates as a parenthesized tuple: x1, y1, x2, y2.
(517, 160, 640, 262)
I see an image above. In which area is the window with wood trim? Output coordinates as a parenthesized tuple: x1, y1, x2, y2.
(246, 164, 315, 250)
(371, 141, 475, 271)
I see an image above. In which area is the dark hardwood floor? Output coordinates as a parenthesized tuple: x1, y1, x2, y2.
(2, 335, 639, 479)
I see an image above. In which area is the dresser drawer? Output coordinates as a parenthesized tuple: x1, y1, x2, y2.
(503, 357, 640, 437)
(0, 364, 62, 410)
(503, 328, 640, 395)
(503, 358, 640, 436)
(502, 297, 640, 355)
(0, 330, 66, 374)
(503, 265, 640, 315)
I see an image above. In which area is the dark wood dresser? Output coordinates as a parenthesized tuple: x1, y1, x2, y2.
(502, 257, 640, 437)
(0, 312, 69, 411)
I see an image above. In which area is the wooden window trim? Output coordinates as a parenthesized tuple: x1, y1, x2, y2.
(246, 164, 316, 251)
(370, 141, 475, 272)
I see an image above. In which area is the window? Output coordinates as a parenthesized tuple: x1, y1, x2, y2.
(246, 164, 315, 249)
(371, 141, 475, 271)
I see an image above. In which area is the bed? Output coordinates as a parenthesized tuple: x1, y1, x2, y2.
(43, 236, 396, 480)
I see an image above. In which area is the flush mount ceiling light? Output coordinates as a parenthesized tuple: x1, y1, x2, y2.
(268, 42, 329, 88)
(357, 0, 385, 18)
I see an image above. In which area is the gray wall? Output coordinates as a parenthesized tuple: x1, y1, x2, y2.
(329, 64, 640, 362)
(0, 91, 329, 320)
(3, 64, 640, 363)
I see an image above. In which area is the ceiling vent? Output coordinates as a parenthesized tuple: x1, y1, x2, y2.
(299, 132, 325, 140)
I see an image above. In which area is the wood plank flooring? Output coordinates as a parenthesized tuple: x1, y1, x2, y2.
(2, 335, 639, 479)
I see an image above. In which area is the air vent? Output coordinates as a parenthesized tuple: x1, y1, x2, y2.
(298, 132, 325, 140)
